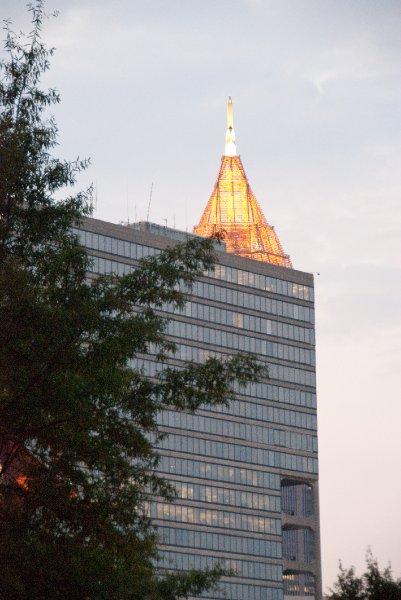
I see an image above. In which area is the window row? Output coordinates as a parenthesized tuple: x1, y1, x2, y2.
(152, 502, 281, 535)
(158, 434, 319, 475)
(88, 254, 135, 276)
(235, 379, 316, 408)
(158, 526, 282, 558)
(173, 481, 281, 512)
(74, 228, 159, 260)
(209, 264, 313, 302)
(157, 456, 280, 490)
(209, 398, 317, 431)
(167, 300, 315, 344)
(283, 527, 314, 563)
(190, 581, 282, 600)
(158, 411, 318, 453)
(85, 252, 314, 325)
(75, 228, 312, 302)
(192, 280, 314, 323)
(167, 320, 315, 366)
(157, 551, 283, 583)
(147, 343, 316, 388)
(135, 357, 317, 407)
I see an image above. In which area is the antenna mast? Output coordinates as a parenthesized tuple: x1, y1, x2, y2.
(146, 182, 154, 222)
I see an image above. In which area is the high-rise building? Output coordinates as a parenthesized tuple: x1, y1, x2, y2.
(75, 98, 321, 600)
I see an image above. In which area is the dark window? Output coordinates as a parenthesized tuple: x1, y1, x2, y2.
(283, 527, 314, 562)
(281, 480, 313, 517)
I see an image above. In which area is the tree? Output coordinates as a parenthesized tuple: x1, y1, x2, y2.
(329, 551, 401, 600)
(0, 3, 263, 598)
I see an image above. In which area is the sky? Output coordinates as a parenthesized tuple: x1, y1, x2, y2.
(2, 0, 401, 592)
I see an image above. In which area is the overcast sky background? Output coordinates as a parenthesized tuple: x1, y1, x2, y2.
(2, 0, 401, 592)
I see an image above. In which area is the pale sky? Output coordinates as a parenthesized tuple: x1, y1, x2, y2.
(2, 0, 401, 591)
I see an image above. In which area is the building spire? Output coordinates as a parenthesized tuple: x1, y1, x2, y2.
(193, 97, 292, 268)
(224, 96, 237, 156)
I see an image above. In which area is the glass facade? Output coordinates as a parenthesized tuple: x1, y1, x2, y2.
(78, 221, 321, 600)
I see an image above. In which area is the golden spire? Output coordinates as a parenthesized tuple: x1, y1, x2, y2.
(225, 96, 237, 156)
(193, 97, 292, 268)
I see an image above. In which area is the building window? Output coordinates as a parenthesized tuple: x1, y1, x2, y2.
(283, 527, 314, 562)
(281, 480, 313, 517)
(283, 570, 315, 596)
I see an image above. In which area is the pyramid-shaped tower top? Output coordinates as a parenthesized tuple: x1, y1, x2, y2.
(193, 97, 292, 268)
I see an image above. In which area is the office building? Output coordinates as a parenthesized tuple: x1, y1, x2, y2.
(75, 99, 321, 600)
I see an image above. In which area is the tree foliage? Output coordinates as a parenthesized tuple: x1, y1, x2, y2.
(329, 551, 401, 600)
(0, 3, 263, 598)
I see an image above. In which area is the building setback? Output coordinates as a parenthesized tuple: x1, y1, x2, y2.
(75, 98, 322, 600)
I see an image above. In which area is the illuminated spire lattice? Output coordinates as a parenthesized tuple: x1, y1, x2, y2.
(193, 97, 292, 268)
